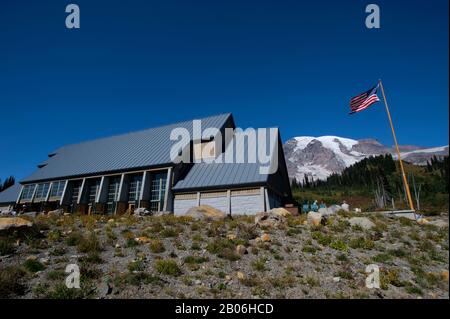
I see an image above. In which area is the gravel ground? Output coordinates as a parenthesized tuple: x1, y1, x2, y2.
(0, 211, 448, 299)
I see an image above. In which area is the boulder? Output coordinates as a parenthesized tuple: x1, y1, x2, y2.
(348, 217, 375, 230)
(21, 211, 37, 218)
(134, 207, 151, 216)
(269, 207, 292, 217)
(341, 202, 350, 212)
(236, 245, 247, 255)
(307, 211, 322, 227)
(47, 209, 64, 217)
(354, 208, 362, 213)
(261, 233, 271, 242)
(327, 205, 342, 215)
(153, 211, 172, 217)
(186, 205, 227, 221)
(134, 236, 151, 244)
(237, 272, 245, 280)
(416, 218, 429, 225)
(255, 211, 285, 227)
(428, 219, 448, 229)
(0, 217, 33, 234)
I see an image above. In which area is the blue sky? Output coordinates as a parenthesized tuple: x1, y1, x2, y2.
(0, 0, 448, 181)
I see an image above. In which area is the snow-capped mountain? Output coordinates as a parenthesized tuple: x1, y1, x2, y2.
(284, 136, 449, 182)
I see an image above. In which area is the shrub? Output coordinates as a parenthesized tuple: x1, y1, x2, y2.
(77, 232, 102, 253)
(82, 252, 103, 264)
(149, 239, 165, 253)
(0, 266, 26, 298)
(312, 232, 332, 246)
(154, 259, 181, 276)
(0, 238, 15, 256)
(251, 258, 267, 272)
(46, 269, 66, 281)
(128, 259, 145, 272)
(23, 259, 45, 273)
(65, 232, 83, 246)
(125, 238, 139, 248)
(349, 237, 375, 250)
(330, 240, 348, 252)
(114, 272, 164, 287)
(50, 247, 66, 256)
(206, 238, 240, 261)
(160, 227, 178, 238)
(373, 253, 392, 264)
(183, 255, 209, 264)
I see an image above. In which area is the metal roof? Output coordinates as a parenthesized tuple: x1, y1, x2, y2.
(0, 183, 21, 204)
(21, 113, 232, 183)
(173, 129, 278, 191)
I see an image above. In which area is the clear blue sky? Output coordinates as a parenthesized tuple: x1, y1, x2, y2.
(0, 0, 448, 181)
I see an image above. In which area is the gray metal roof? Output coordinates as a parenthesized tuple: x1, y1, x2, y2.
(173, 129, 278, 191)
(22, 113, 232, 183)
(0, 183, 21, 204)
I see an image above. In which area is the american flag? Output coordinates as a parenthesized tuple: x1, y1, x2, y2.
(349, 84, 380, 114)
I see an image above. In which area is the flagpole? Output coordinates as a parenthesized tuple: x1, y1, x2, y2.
(378, 79, 416, 217)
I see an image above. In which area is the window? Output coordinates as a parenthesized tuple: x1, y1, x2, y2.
(88, 180, 101, 203)
(21, 184, 36, 201)
(34, 183, 50, 201)
(193, 141, 216, 161)
(128, 175, 143, 203)
(150, 172, 167, 211)
(107, 177, 121, 215)
(49, 181, 66, 199)
(71, 181, 82, 204)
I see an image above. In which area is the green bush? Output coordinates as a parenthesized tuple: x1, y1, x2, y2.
(0, 266, 26, 298)
(0, 238, 15, 256)
(23, 259, 45, 273)
(154, 259, 181, 276)
(149, 239, 165, 253)
(77, 232, 102, 253)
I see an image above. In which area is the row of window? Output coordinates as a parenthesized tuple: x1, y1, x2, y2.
(21, 181, 67, 202)
(20, 172, 168, 211)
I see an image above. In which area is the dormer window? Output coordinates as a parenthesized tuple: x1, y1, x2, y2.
(193, 140, 216, 161)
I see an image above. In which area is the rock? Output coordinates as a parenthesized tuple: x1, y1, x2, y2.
(318, 207, 328, 215)
(417, 218, 429, 225)
(98, 281, 113, 298)
(269, 207, 292, 217)
(0, 217, 33, 234)
(134, 207, 151, 216)
(307, 211, 322, 227)
(428, 219, 448, 228)
(348, 217, 375, 230)
(261, 233, 271, 242)
(39, 257, 50, 265)
(327, 205, 342, 215)
(236, 245, 247, 255)
(26, 255, 38, 261)
(134, 236, 151, 244)
(227, 233, 237, 240)
(107, 219, 115, 224)
(186, 205, 227, 221)
(21, 212, 37, 218)
(333, 277, 341, 283)
(341, 202, 350, 212)
(237, 272, 245, 280)
(225, 275, 232, 281)
(255, 211, 285, 227)
(441, 270, 449, 282)
(48, 209, 64, 217)
(153, 211, 172, 217)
